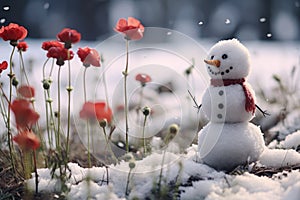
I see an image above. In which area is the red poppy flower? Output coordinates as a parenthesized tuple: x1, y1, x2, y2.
(115, 17, 144, 40)
(17, 85, 35, 98)
(13, 130, 40, 151)
(79, 101, 112, 123)
(47, 46, 74, 66)
(135, 73, 151, 86)
(0, 61, 8, 73)
(57, 28, 81, 48)
(17, 41, 28, 52)
(42, 40, 64, 51)
(10, 99, 40, 130)
(0, 23, 28, 43)
(77, 47, 101, 67)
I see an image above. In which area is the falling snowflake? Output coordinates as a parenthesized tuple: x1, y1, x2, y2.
(259, 18, 266, 23)
(198, 21, 204, 25)
(0, 18, 5, 24)
(225, 19, 231, 24)
(295, 1, 300, 7)
(3, 6, 9, 11)
(44, 3, 50, 10)
(266, 33, 272, 38)
(167, 31, 172, 36)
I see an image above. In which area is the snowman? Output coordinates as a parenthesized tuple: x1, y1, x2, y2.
(198, 38, 268, 171)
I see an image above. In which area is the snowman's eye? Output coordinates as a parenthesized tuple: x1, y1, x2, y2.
(222, 54, 228, 59)
(210, 55, 214, 59)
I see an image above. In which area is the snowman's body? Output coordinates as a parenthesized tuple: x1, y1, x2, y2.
(198, 122, 265, 171)
(202, 84, 255, 123)
(198, 39, 265, 171)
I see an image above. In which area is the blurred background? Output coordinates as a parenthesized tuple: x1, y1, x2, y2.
(0, 0, 299, 41)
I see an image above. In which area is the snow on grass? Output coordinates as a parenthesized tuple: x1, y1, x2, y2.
(280, 130, 300, 149)
(26, 143, 300, 199)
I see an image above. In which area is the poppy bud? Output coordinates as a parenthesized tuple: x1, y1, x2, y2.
(43, 80, 50, 90)
(168, 124, 179, 135)
(99, 119, 107, 128)
(12, 77, 19, 86)
(142, 106, 151, 116)
(129, 161, 136, 169)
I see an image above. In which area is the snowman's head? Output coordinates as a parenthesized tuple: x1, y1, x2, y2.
(204, 38, 250, 79)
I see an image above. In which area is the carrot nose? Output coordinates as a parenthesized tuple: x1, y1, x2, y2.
(204, 59, 221, 68)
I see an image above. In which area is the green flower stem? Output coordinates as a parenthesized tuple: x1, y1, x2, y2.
(158, 133, 172, 194)
(142, 114, 148, 155)
(46, 89, 56, 148)
(20, 51, 45, 153)
(83, 67, 91, 168)
(0, 86, 8, 127)
(83, 67, 88, 102)
(42, 58, 51, 148)
(42, 57, 50, 78)
(19, 51, 30, 86)
(136, 86, 144, 124)
(7, 46, 16, 173)
(102, 126, 118, 164)
(87, 119, 91, 168)
(125, 168, 133, 196)
(157, 149, 166, 194)
(123, 39, 129, 153)
(65, 58, 72, 159)
(102, 65, 110, 108)
(56, 66, 62, 152)
(33, 150, 39, 194)
(44, 90, 52, 148)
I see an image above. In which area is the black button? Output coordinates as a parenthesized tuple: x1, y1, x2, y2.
(219, 90, 224, 96)
(217, 114, 223, 119)
(218, 103, 224, 109)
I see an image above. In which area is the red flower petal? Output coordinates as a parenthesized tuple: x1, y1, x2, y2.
(42, 40, 64, 51)
(77, 47, 101, 67)
(0, 23, 28, 41)
(80, 101, 112, 123)
(135, 73, 151, 85)
(47, 47, 74, 62)
(114, 17, 144, 40)
(57, 28, 81, 44)
(17, 85, 35, 98)
(17, 41, 28, 52)
(0, 61, 8, 73)
(13, 130, 40, 151)
(10, 99, 40, 130)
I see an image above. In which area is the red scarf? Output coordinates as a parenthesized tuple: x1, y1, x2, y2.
(210, 78, 255, 114)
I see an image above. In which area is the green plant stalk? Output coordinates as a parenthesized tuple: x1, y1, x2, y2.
(33, 150, 38, 194)
(123, 39, 129, 153)
(56, 66, 62, 152)
(87, 120, 91, 168)
(0, 87, 8, 127)
(44, 90, 52, 148)
(83, 67, 91, 168)
(7, 46, 16, 173)
(142, 114, 147, 154)
(136, 86, 144, 124)
(19, 51, 30, 86)
(102, 65, 110, 109)
(158, 133, 172, 194)
(102, 126, 118, 164)
(65, 58, 72, 160)
(125, 168, 132, 196)
(46, 89, 56, 147)
(20, 51, 45, 153)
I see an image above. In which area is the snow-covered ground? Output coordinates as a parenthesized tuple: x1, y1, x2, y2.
(27, 135, 300, 200)
(1, 28, 300, 199)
